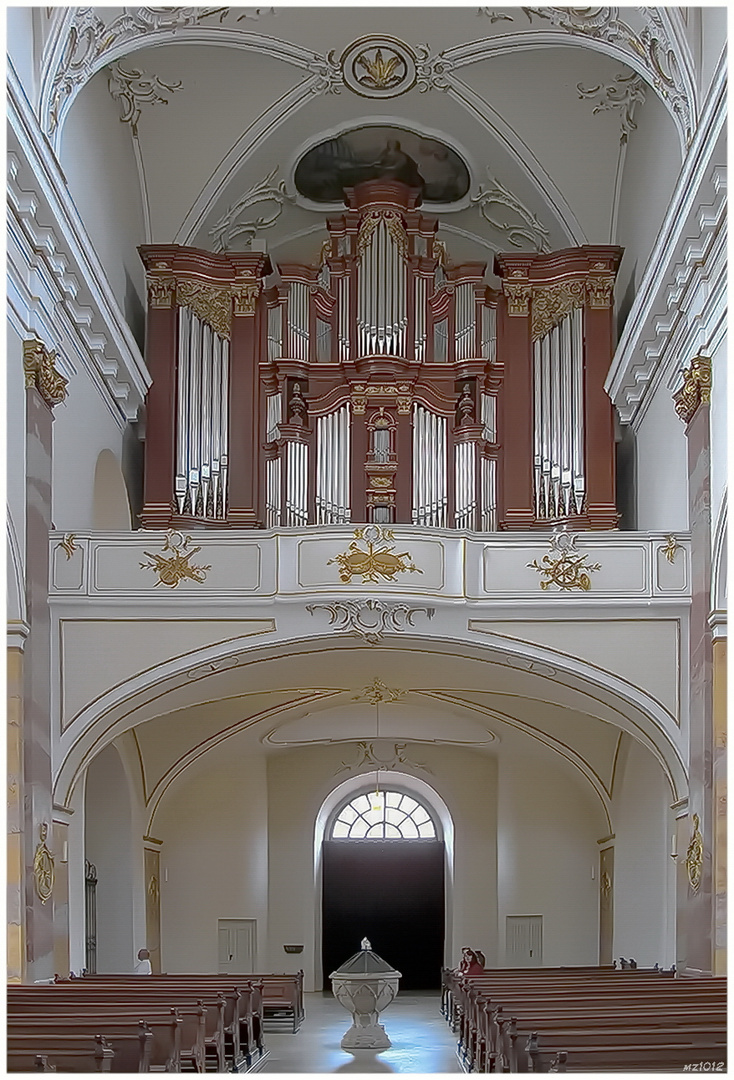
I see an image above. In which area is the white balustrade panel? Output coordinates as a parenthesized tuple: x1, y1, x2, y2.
(455, 440, 477, 529)
(287, 280, 310, 360)
(533, 306, 585, 519)
(412, 404, 447, 527)
(357, 212, 407, 357)
(175, 306, 229, 519)
(284, 440, 309, 525)
(316, 405, 351, 524)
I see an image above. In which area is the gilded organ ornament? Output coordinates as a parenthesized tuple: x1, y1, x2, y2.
(660, 535, 682, 564)
(33, 823, 54, 905)
(532, 280, 586, 341)
(527, 532, 601, 591)
(175, 279, 232, 340)
(685, 813, 704, 892)
(140, 531, 211, 588)
(340, 37, 417, 98)
(328, 525, 423, 584)
(673, 356, 712, 425)
(23, 339, 68, 407)
(58, 534, 78, 560)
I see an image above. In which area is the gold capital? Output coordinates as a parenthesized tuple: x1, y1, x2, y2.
(23, 339, 68, 407)
(673, 356, 712, 425)
(232, 280, 260, 317)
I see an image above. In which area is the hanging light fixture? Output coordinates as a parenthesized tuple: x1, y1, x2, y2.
(370, 691, 384, 816)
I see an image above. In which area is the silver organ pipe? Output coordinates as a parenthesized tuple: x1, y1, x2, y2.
(412, 405, 447, 526)
(454, 440, 477, 529)
(285, 440, 309, 525)
(481, 457, 497, 531)
(266, 392, 282, 442)
(480, 393, 496, 443)
(434, 319, 448, 362)
(533, 306, 586, 521)
(414, 275, 427, 361)
(481, 304, 496, 362)
(288, 280, 309, 360)
(266, 457, 281, 527)
(455, 282, 475, 360)
(357, 213, 407, 357)
(338, 277, 350, 362)
(267, 305, 282, 361)
(175, 306, 230, 519)
(316, 404, 351, 524)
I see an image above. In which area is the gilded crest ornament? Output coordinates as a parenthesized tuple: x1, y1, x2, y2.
(58, 534, 78, 560)
(685, 813, 703, 892)
(660, 535, 681, 564)
(140, 531, 211, 588)
(33, 822, 54, 904)
(340, 37, 417, 98)
(527, 532, 601, 591)
(328, 525, 423, 584)
(23, 339, 68, 407)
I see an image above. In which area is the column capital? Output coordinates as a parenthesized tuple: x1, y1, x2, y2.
(674, 355, 712, 425)
(23, 339, 68, 407)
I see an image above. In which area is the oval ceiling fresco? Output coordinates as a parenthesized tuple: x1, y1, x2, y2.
(294, 125, 471, 205)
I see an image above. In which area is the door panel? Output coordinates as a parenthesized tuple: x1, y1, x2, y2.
(505, 915, 543, 966)
(322, 840, 444, 990)
(218, 918, 256, 973)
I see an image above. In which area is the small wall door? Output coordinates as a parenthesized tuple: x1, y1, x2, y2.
(218, 919, 256, 973)
(506, 915, 543, 966)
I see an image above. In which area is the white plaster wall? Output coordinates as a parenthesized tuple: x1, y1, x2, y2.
(497, 737, 605, 966)
(59, 69, 146, 345)
(633, 381, 689, 532)
(699, 8, 727, 99)
(153, 738, 269, 973)
(266, 741, 497, 990)
(7, 7, 38, 106)
(709, 337, 727, 558)
(7, 326, 28, 564)
(612, 736, 674, 967)
(51, 367, 131, 532)
(615, 90, 682, 328)
(85, 744, 136, 972)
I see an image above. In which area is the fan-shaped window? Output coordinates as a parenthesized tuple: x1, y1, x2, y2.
(331, 790, 437, 839)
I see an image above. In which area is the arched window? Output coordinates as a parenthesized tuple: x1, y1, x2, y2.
(331, 789, 437, 839)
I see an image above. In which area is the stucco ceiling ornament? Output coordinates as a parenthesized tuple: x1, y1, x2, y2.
(209, 167, 296, 252)
(335, 741, 432, 775)
(340, 37, 417, 98)
(47, 7, 201, 133)
(107, 61, 183, 135)
(577, 69, 646, 143)
(196, 7, 276, 23)
(307, 51, 344, 95)
(474, 7, 691, 144)
(471, 171, 551, 252)
(414, 44, 455, 92)
(353, 678, 407, 706)
(306, 599, 435, 645)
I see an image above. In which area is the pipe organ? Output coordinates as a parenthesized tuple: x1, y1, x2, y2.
(140, 180, 622, 531)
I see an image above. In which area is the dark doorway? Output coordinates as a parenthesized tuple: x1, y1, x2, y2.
(322, 840, 444, 990)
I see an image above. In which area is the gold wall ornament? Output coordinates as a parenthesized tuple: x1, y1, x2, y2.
(531, 279, 586, 341)
(176, 278, 232, 340)
(146, 275, 176, 308)
(23, 339, 68, 407)
(147, 874, 159, 902)
(673, 356, 712, 425)
(527, 531, 601, 591)
(328, 525, 423, 584)
(353, 677, 407, 705)
(660, 535, 682, 563)
(33, 822, 55, 904)
(585, 272, 616, 308)
(600, 870, 612, 898)
(356, 210, 408, 260)
(140, 531, 212, 588)
(232, 279, 260, 317)
(685, 813, 704, 892)
(355, 48, 405, 90)
(58, 534, 78, 560)
(350, 383, 413, 415)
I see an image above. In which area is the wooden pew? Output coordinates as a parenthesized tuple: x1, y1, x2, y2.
(7, 1034, 115, 1073)
(8, 1022, 153, 1073)
(78, 974, 266, 1064)
(9, 1013, 181, 1073)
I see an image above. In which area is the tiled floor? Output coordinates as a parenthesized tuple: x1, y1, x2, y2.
(262, 990, 462, 1074)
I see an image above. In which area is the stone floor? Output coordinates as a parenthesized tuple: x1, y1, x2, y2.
(262, 990, 462, 1074)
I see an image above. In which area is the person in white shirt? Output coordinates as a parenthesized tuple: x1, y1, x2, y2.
(134, 948, 152, 974)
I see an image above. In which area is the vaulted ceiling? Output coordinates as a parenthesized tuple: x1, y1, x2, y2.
(47, 6, 689, 283)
